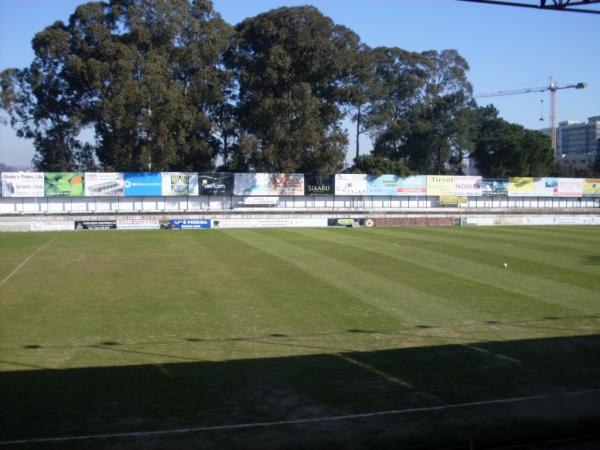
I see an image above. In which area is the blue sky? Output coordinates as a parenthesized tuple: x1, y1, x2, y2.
(1, 0, 598, 167)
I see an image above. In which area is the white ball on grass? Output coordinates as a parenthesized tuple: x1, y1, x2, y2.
(503, 262, 508, 268)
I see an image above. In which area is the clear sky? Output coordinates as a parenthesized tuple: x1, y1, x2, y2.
(1, 0, 598, 167)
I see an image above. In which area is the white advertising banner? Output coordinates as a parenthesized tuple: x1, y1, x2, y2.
(162, 172, 199, 196)
(335, 174, 368, 196)
(30, 220, 74, 231)
(554, 178, 584, 197)
(116, 218, 160, 230)
(1, 172, 44, 197)
(533, 178, 559, 197)
(454, 176, 483, 197)
(234, 173, 304, 196)
(85, 172, 124, 197)
(212, 217, 327, 228)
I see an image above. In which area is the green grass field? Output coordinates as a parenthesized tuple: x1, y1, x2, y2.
(1, 226, 599, 449)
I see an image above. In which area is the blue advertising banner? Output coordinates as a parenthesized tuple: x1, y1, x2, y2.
(169, 219, 211, 229)
(124, 172, 162, 196)
(367, 175, 427, 196)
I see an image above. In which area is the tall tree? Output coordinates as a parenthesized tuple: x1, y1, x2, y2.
(472, 105, 554, 177)
(226, 6, 362, 174)
(368, 49, 474, 174)
(1, 0, 233, 171)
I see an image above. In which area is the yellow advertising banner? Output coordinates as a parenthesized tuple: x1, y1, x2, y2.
(427, 175, 455, 196)
(439, 196, 468, 206)
(508, 177, 535, 196)
(583, 178, 600, 197)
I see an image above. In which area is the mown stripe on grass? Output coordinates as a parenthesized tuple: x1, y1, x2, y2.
(195, 231, 400, 337)
(291, 229, 597, 317)
(366, 228, 600, 295)
(408, 227, 600, 275)
(283, 229, 547, 320)
(368, 227, 600, 292)
(226, 229, 483, 325)
(442, 226, 600, 252)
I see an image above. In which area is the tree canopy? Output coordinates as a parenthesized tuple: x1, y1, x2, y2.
(471, 106, 554, 177)
(0, 1, 560, 176)
(2, 0, 232, 171)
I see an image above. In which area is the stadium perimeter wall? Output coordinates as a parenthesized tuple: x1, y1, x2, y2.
(0, 205, 599, 232)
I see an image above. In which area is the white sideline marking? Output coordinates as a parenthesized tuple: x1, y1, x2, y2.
(0, 239, 54, 289)
(1, 388, 599, 446)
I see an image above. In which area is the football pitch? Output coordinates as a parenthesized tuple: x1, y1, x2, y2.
(1, 226, 599, 449)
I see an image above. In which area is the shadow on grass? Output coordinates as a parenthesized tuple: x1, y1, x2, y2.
(1, 335, 599, 450)
(584, 255, 600, 265)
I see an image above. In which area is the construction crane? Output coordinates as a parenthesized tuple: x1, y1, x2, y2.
(477, 78, 587, 157)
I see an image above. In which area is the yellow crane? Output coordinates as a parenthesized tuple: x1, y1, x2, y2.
(477, 78, 587, 157)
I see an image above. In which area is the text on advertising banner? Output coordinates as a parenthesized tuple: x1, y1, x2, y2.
(45, 173, 85, 197)
(335, 174, 368, 195)
(84, 172, 124, 197)
(1, 172, 44, 197)
(162, 172, 199, 196)
(426, 175, 455, 196)
(454, 176, 482, 197)
(124, 173, 162, 196)
(367, 175, 427, 196)
(234, 173, 304, 196)
(169, 219, 211, 229)
(198, 173, 233, 195)
(304, 174, 335, 195)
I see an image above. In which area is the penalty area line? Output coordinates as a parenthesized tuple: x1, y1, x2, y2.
(0, 238, 55, 289)
(1, 388, 600, 446)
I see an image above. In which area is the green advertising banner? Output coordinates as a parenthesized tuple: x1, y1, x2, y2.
(44, 173, 85, 197)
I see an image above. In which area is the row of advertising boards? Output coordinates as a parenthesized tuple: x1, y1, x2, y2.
(1, 172, 599, 198)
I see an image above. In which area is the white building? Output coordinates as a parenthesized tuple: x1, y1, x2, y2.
(541, 116, 600, 170)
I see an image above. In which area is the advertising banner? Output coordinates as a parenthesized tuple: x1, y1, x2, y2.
(1, 172, 44, 197)
(583, 178, 600, 197)
(367, 175, 427, 196)
(327, 218, 365, 227)
(84, 172, 124, 197)
(234, 173, 304, 196)
(482, 178, 508, 196)
(439, 196, 468, 206)
(305, 174, 335, 195)
(167, 219, 211, 229)
(508, 177, 575, 197)
(454, 176, 482, 197)
(243, 197, 279, 205)
(427, 175, 455, 196)
(124, 172, 162, 196)
(335, 174, 368, 196)
(75, 220, 117, 230)
(198, 173, 233, 196)
(508, 177, 536, 196)
(534, 178, 559, 197)
(116, 219, 160, 230)
(554, 178, 583, 197)
(31, 221, 74, 231)
(212, 217, 327, 228)
(162, 172, 198, 196)
(45, 173, 84, 197)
